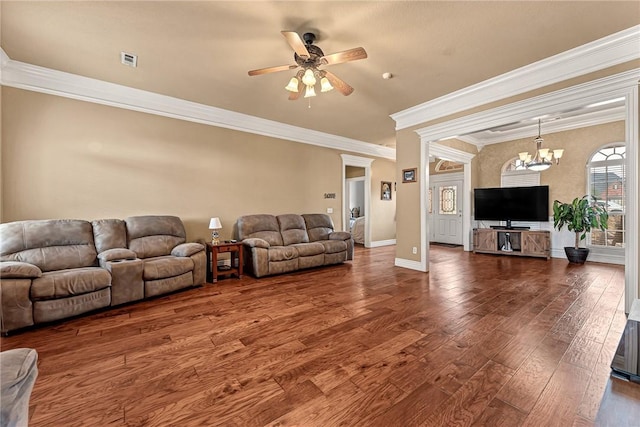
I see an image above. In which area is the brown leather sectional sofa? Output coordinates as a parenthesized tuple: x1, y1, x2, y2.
(0, 215, 205, 334)
(237, 213, 353, 278)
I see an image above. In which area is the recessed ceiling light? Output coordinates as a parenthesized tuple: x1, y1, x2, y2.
(382, 72, 393, 80)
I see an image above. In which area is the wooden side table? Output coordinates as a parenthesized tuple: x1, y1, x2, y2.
(206, 242, 243, 283)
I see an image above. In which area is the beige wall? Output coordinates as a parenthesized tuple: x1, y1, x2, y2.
(475, 121, 625, 213)
(395, 128, 422, 261)
(2, 87, 395, 243)
(370, 160, 396, 242)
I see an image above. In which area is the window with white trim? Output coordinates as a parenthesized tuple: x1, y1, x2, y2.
(588, 144, 625, 248)
(501, 157, 540, 188)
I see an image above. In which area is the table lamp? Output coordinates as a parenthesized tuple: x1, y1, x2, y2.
(208, 217, 222, 245)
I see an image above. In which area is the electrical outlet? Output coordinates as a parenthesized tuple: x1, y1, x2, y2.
(412, 247, 417, 254)
(327, 208, 333, 214)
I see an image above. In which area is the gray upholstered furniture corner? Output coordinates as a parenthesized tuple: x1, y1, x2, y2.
(0, 348, 38, 427)
(0, 215, 206, 334)
(237, 213, 353, 278)
(0, 219, 112, 333)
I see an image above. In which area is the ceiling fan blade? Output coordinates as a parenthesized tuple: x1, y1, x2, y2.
(323, 71, 354, 96)
(320, 47, 367, 66)
(288, 80, 303, 101)
(281, 31, 310, 59)
(248, 64, 298, 76)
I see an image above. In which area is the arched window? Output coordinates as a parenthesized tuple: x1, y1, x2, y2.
(588, 144, 626, 248)
(501, 157, 540, 187)
(435, 159, 463, 173)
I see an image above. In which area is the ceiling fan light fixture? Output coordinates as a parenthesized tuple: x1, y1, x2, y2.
(304, 85, 316, 98)
(285, 77, 300, 92)
(302, 69, 316, 86)
(320, 77, 334, 92)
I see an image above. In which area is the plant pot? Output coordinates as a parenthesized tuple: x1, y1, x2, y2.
(564, 247, 590, 264)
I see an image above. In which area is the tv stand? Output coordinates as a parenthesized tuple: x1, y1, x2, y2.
(473, 228, 550, 259)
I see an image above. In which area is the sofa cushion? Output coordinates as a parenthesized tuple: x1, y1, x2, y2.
(0, 220, 97, 272)
(317, 240, 348, 254)
(143, 256, 194, 281)
(92, 219, 127, 254)
(31, 267, 111, 301)
(302, 214, 335, 242)
(291, 242, 325, 257)
(277, 214, 309, 246)
(268, 246, 298, 262)
(0, 262, 42, 279)
(126, 216, 186, 258)
(237, 215, 284, 247)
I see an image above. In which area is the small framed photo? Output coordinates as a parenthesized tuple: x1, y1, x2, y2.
(381, 181, 392, 201)
(402, 168, 417, 183)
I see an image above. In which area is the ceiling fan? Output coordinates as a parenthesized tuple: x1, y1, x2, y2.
(248, 31, 367, 100)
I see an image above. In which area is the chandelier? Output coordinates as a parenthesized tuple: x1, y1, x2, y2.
(516, 119, 564, 171)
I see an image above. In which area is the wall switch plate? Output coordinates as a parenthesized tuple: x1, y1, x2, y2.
(327, 208, 333, 214)
(412, 247, 417, 254)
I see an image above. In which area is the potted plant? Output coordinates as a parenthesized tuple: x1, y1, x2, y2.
(553, 195, 609, 264)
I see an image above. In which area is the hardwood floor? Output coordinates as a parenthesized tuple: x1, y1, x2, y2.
(1, 245, 636, 426)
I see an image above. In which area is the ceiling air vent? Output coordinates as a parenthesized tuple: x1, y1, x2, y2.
(120, 51, 137, 67)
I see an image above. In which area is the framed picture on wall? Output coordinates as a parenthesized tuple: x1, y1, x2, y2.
(381, 181, 392, 200)
(402, 168, 417, 183)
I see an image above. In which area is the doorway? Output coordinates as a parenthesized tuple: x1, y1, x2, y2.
(341, 154, 374, 247)
(430, 173, 463, 245)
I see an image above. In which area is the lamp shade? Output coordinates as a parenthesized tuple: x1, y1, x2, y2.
(208, 217, 222, 230)
(320, 77, 334, 92)
(301, 69, 316, 86)
(304, 85, 316, 98)
(285, 77, 299, 92)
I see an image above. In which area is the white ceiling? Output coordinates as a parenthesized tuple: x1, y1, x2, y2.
(1, 1, 638, 148)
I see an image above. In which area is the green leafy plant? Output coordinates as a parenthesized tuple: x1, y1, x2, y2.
(553, 195, 609, 249)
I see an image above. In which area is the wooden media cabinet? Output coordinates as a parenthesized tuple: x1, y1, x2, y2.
(473, 228, 550, 259)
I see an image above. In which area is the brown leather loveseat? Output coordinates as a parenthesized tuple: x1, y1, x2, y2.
(236, 213, 353, 278)
(0, 215, 205, 334)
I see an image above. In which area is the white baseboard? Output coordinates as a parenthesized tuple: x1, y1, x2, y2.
(368, 239, 396, 248)
(551, 248, 625, 265)
(394, 257, 428, 272)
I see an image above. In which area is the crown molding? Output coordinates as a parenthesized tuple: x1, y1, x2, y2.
(391, 25, 640, 131)
(428, 143, 476, 163)
(458, 105, 626, 147)
(0, 48, 396, 161)
(416, 68, 640, 143)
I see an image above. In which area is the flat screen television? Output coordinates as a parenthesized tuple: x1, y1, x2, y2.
(474, 185, 549, 229)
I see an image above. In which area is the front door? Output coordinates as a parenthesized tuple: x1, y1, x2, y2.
(432, 179, 463, 245)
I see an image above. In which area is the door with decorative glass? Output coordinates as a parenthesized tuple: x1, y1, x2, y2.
(431, 179, 463, 245)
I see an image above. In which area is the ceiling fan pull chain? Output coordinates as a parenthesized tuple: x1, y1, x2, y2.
(308, 98, 312, 109)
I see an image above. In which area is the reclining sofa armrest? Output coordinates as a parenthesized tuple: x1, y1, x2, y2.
(97, 248, 137, 269)
(0, 261, 42, 279)
(171, 242, 205, 258)
(328, 231, 354, 261)
(242, 238, 270, 249)
(328, 231, 352, 241)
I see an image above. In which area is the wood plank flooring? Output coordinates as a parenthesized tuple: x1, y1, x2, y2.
(1, 245, 636, 426)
